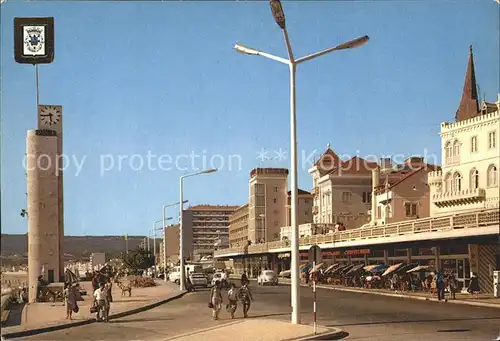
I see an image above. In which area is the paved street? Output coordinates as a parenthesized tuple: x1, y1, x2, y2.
(14, 284, 500, 341)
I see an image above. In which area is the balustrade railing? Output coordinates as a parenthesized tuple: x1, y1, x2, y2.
(214, 209, 499, 257)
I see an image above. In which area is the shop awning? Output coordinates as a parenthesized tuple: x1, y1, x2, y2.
(299, 263, 308, 270)
(363, 264, 379, 272)
(345, 264, 365, 275)
(324, 263, 340, 273)
(407, 265, 432, 273)
(309, 262, 324, 274)
(382, 263, 404, 277)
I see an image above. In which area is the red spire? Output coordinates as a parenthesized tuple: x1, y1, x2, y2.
(455, 45, 480, 122)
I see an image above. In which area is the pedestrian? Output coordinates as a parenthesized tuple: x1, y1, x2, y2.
(238, 281, 253, 318)
(64, 284, 77, 320)
(468, 273, 480, 298)
(209, 280, 223, 320)
(434, 271, 446, 302)
(240, 272, 248, 286)
(227, 283, 238, 319)
(93, 282, 109, 322)
(448, 274, 457, 300)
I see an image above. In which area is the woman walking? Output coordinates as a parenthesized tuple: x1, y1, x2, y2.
(210, 280, 223, 320)
(64, 284, 77, 320)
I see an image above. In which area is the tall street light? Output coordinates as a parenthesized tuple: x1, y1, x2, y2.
(162, 200, 189, 281)
(235, 0, 369, 324)
(179, 168, 217, 290)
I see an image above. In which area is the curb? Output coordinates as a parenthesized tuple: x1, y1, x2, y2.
(1, 290, 187, 340)
(289, 327, 344, 341)
(161, 320, 243, 340)
(277, 279, 500, 309)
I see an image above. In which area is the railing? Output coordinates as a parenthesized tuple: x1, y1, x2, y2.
(432, 188, 486, 204)
(214, 209, 499, 257)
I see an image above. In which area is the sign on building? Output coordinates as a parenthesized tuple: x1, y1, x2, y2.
(14, 17, 55, 64)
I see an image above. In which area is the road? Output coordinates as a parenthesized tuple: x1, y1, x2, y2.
(14, 284, 500, 340)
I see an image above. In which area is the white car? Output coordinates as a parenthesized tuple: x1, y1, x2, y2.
(189, 273, 208, 288)
(257, 270, 278, 286)
(211, 272, 223, 287)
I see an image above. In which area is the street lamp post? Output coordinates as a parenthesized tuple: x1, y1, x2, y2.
(235, 0, 369, 324)
(151, 218, 172, 263)
(162, 200, 189, 282)
(179, 168, 217, 290)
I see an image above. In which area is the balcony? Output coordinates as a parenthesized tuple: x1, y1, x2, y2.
(214, 208, 499, 258)
(432, 188, 486, 207)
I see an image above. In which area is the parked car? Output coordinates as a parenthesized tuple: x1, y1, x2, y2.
(189, 273, 208, 288)
(279, 270, 291, 278)
(211, 272, 223, 287)
(257, 270, 278, 286)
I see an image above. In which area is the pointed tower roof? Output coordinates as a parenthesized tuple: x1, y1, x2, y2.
(314, 145, 341, 176)
(455, 45, 480, 122)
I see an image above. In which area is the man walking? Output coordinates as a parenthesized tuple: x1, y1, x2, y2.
(434, 271, 446, 302)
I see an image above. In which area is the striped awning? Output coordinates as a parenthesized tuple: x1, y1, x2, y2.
(363, 264, 379, 272)
(309, 262, 324, 274)
(382, 263, 404, 277)
(324, 263, 340, 273)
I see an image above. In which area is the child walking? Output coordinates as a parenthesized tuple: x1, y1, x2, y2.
(227, 283, 238, 319)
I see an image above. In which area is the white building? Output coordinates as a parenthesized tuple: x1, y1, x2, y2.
(309, 146, 376, 230)
(90, 252, 106, 270)
(429, 46, 499, 216)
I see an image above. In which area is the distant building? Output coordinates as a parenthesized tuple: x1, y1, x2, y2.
(90, 253, 106, 270)
(309, 147, 377, 230)
(286, 189, 313, 226)
(248, 168, 289, 243)
(371, 157, 439, 225)
(229, 204, 249, 248)
(187, 205, 238, 260)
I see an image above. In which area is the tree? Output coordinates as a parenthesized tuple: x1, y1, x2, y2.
(122, 248, 154, 275)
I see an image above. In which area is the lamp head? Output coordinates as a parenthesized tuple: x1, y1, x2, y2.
(234, 44, 259, 55)
(202, 168, 217, 174)
(269, 0, 286, 29)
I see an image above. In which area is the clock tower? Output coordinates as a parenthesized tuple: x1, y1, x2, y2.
(37, 104, 64, 281)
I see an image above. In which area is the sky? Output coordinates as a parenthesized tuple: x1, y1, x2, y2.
(1, 0, 498, 237)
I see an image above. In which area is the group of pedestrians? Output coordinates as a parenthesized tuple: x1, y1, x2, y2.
(91, 275, 113, 322)
(209, 272, 253, 320)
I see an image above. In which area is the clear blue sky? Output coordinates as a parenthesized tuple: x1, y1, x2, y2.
(1, 1, 498, 236)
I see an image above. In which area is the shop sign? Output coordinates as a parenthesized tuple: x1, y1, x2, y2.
(344, 249, 371, 256)
(278, 253, 290, 259)
(322, 251, 341, 257)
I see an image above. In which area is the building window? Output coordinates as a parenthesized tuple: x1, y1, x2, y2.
(377, 206, 382, 219)
(452, 172, 462, 192)
(488, 131, 497, 149)
(362, 192, 371, 204)
(470, 168, 479, 189)
(341, 192, 352, 203)
(444, 172, 452, 192)
(453, 140, 461, 162)
(445, 141, 452, 164)
(487, 165, 498, 187)
(274, 186, 279, 192)
(471, 136, 477, 153)
(405, 203, 418, 217)
(305, 210, 309, 216)
(273, 198, 277, 204)
(304, 199, 309, 204)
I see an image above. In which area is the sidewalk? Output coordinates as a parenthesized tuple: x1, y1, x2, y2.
(162, 318, 342, 341)
(276, 277, 500, 309)
(1, 279, 185, 338)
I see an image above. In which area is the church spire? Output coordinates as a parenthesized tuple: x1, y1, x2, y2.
(455, 45, 480, 122)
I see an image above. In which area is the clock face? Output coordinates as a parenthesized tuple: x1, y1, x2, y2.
(39, 105, 62, 126)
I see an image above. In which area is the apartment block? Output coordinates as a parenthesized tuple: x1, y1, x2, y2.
(286, 189, 313, 226)
(187, 205, 239, 260)
(229, 204, 249, 248)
